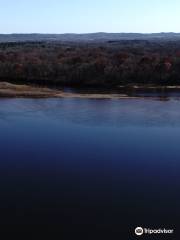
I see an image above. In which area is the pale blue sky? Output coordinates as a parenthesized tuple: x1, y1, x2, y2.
(0, 0, 180, 33)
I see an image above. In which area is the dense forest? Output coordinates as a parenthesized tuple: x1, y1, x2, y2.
(1, 40, 180, 87)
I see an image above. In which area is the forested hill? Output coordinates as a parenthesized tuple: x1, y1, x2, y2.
(1, 32, 180, 43)
(1, 39, 180, 87)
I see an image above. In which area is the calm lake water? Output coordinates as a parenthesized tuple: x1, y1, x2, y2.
(0, 98, 179, 239)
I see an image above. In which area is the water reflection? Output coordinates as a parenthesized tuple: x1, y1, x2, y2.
(1, 98, 180, 127)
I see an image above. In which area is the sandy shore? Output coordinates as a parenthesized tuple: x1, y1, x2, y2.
(0, 82, 137, 99)
(0, 82, 62, 98)
(0, 82, 180, 99)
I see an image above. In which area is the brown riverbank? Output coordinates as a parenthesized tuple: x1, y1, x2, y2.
(0, 82, 62, 98)
(0, 82, 180, 99)
(0, 82, 135, 99)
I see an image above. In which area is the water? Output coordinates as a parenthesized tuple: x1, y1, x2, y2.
(0, 98, 179, 239)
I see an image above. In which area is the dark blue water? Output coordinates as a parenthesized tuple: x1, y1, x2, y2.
(0, 98, 179, 239)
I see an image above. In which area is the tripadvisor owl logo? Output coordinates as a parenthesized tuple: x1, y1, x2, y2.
(135, 227, 143, 236)
(135, 226, 174, 236)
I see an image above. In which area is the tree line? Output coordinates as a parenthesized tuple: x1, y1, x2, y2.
(0, 40, 180, 87)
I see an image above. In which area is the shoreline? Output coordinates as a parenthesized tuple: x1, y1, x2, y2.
(1, 82, 180, 99)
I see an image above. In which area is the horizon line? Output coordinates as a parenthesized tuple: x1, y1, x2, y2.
(0, 32, 180, 35)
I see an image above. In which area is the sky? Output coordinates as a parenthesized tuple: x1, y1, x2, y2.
(0, 0, 180, 33)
